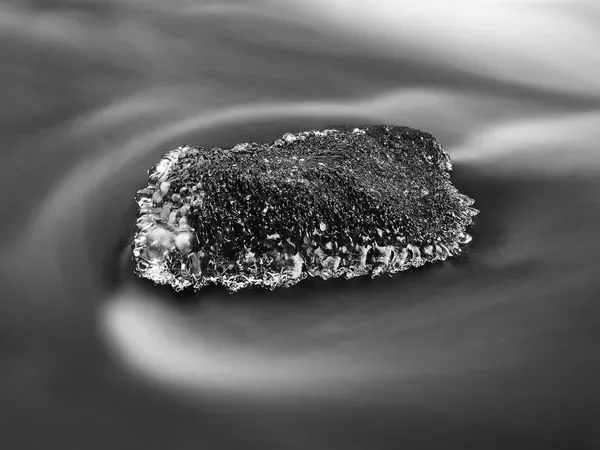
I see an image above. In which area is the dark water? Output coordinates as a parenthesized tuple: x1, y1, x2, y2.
(1, 1, 600, 449)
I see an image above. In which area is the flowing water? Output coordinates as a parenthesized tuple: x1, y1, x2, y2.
(1, 1, 599, 448)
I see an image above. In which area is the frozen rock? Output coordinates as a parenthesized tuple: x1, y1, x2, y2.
(132, 125, 478, 293)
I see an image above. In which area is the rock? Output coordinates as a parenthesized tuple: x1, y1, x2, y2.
(131, 125, 479, 293)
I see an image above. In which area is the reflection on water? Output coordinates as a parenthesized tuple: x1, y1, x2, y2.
(1, 1, 599, 449)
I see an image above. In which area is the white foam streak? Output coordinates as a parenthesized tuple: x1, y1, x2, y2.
(450, 112, 600, 174)
(102, 289, 380, 396)
(287, 0, 600, 98)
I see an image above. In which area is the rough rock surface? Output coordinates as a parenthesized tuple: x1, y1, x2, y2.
(132, 125, 479, 293)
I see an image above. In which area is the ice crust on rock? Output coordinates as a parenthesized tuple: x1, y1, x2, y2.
(132, 125, 479, 293)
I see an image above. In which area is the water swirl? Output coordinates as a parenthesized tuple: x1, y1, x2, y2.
(1, 1, 599, 448)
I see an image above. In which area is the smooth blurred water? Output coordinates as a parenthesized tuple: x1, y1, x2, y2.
(1, 1, 599, 449)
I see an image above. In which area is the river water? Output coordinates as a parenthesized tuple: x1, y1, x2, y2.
(1, 1, 599, 449)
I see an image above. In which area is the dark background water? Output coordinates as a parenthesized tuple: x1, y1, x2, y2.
(1, 1, 600, 449)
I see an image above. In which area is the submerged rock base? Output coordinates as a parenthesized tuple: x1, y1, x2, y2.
(132, 125, 479, 293)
